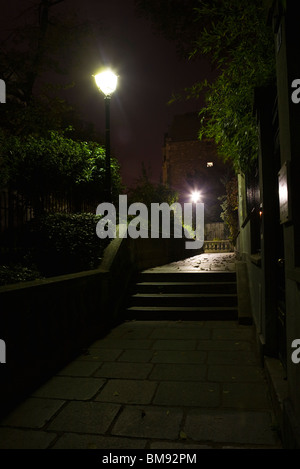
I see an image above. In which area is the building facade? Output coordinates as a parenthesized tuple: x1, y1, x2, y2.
(237, 0, 300, 448)
(162, 112, 233, 223)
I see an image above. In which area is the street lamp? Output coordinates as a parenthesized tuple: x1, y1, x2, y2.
(94, 69, 118, 202)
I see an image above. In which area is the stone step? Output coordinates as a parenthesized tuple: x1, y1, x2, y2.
(124, 268, 238, 322)
(125, 306, 238, 321)
(137, 271, 236, 283)
(134, 281, 237, 294)
(130, 293, 237, 307)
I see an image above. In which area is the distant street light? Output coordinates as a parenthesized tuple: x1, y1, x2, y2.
(190, 190, 201, 204)
(190, 190, 201, 232)
(94, 69, 118, 202)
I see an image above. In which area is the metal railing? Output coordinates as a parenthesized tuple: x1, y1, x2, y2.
(0, 189, 98, 233)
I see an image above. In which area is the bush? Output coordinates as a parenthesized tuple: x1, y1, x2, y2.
(0, 265, 42, 286)
(23, 212, 109, 277)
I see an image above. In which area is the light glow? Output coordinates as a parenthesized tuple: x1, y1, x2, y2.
(94, 69, 118, 96)
(190, 190, 201, 204)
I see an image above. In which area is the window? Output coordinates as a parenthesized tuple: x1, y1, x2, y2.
(207, 162, 214, 168)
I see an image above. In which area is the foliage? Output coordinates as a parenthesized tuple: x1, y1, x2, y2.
(0, 128, 123, 213)
(189, 0, 276, 174)
(23, 212, 109, 277)
(219, 176, 239, 243)
(127, 164, 178, 208)
(0, 212, 109, 283)
(0, 265, 42, 287)
(124, 165, 179, 236)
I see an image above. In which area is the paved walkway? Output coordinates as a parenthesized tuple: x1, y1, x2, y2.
(144, 252, 237, 273)
(0, 253, 283, 449)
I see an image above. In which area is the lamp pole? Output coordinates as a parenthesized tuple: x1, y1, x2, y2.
(104, 95, 111, 202)
(94, 69, 118, 203)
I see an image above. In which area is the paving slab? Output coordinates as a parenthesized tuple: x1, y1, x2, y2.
(0, 397, 65, 429)
(47, 401, 121, 434)
(117, 349, 154, 362)
(150, 350, 207, 364)
(0, 428, 57, 449)
(77, 348, 122, 362)
(105, 327, 156, 340)
(153, 381, 220, 407)
(90, 338, 154, 350)
(149, 327, 211, 340)
(212, 327, 254, 341)
(94, 362, 153, 379)
(149, 441, 212, 450)
(163, 321, 205, 328)
(207, 350, 258, 365)
(57, 361, 101, 377)
(203, 320, 239, 328)
(184, 410, 280, 446)
(52, 434, 147, 450)
(111, 406, 182, 440)
(31, 376, 106, 400)
(207, 365, 265, 382)
(151, 339, 197, 350)
(95, 379, 158, 404)
(221, 382, 272, 410)
(196, 339, 253, 351)
(149, 363, 207, 382)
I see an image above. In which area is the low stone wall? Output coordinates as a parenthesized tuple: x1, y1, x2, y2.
(0, 268, 111, 417)
(0, 230, 194, 418)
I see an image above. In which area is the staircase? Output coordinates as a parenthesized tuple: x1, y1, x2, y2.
(124, 270, 238, 321)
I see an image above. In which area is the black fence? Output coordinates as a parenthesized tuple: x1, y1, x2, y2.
(0, 189, 99, 233)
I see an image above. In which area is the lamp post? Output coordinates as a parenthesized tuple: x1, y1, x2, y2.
(190, 190, 201, 233)
(94, 69, 118, 202)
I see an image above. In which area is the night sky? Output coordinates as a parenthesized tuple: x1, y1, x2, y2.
(1, 0, 214, 188)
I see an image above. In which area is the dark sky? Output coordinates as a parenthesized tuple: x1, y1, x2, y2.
(1, 0, 213, 188)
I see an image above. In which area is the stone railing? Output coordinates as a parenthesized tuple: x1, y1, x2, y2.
(203, 240, 234, 252)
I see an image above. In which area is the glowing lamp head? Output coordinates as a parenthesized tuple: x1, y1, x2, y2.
(190, 190, 201, 204)
(94, 69, 118, 96)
